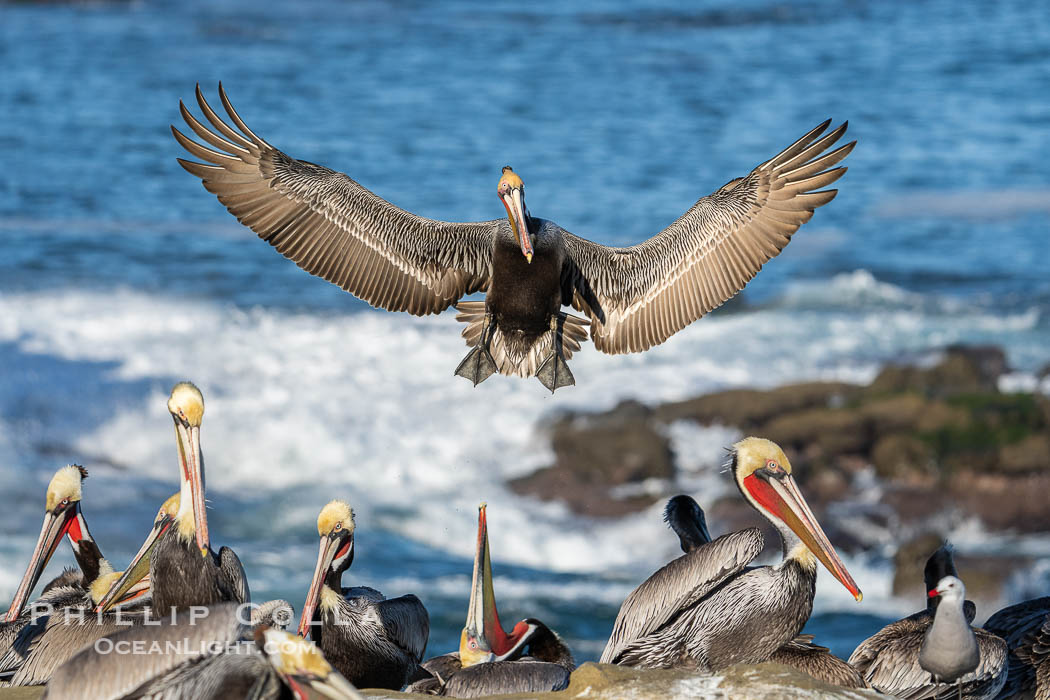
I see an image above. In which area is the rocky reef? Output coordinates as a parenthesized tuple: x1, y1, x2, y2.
(510, 345, 1050, 603)
(0, 662, 882, 699)
(376, 662, 880, 699)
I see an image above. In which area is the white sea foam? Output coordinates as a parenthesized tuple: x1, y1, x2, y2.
(0, 278, 1045, 623)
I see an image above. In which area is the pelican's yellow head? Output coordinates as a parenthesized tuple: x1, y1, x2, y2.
(167, 382, 204, 427)
(262, 627, 334, 677)
(317, 500, 355, 538)
(731, 437, 792, 492)
(158, 492, 181, 522)
(45, 465, 88, 513)
(497, 166, 533, 263)
(88, 561, 118, 604)
(498, 166, 524, 192)
(730, 436, 862, 602)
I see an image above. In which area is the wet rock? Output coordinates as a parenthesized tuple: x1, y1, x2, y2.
(892, 532, 948, 599)
(655, 382, 861, 430)
(868, 345, 1006, 397)
(509, 402, 672, 517)
(871, 434, 936, 482)
(381, 661, 881, 699)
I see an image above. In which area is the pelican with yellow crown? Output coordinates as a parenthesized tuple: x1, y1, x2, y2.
(0, 468, 155, 685)
(600, 437, 862, 670)
(297, 500, 429, 691)
(2, 466, 151, 656)
(174, 84, 853, 391)
(408, 503, 575, 697)
(96, 382, 248, 618)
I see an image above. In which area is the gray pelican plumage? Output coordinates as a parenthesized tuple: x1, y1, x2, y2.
(42, 602, 363, 700)
(660, 494, 866, 688)
(848, 545, 1006, 699)
(983, 595, 1050, 700)
(600, 437, 861, 670)
(173, 84, 853, 392)
(96, 382, 249, 617)
(298, 500, 429, 690)
(407, 503, 574, 697)
(0, 467, 150, 684)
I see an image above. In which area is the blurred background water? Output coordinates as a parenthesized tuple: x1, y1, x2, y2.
(0, 0, 1047, 663)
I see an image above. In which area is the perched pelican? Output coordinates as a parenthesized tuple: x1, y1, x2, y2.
(0, 497, 175, 686)
(0, 467, 150, 683)
(848, 545, 1006, 699)
(659, 494, 866, 687)
(174, 84, 853, 392)
(983, 595, 1050, 700)
(42, 603, 363, 700)
(96, 382, 249, 616)
(407, 503, 574, 697)
(600, 437, 861, 670)
(298, 500, 429, 690)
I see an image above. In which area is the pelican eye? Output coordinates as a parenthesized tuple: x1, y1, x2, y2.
(334, 522, 342, 531)
(766, 459, 779, 471)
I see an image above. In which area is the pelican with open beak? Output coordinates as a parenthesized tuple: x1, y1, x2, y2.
(95, 383, 247, 617)
(407, 504, 574, 697)
(601, 437, 861, 670)
(93, 493, 178, 614)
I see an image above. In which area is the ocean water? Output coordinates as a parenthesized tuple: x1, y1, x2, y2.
(0, 0, 1048, 665)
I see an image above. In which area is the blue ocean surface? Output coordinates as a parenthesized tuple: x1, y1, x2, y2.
(0, 0, 1048, 665)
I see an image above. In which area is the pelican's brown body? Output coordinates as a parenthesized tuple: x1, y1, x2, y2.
(487, 218, 566, 357)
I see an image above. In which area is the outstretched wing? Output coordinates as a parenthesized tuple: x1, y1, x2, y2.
(599, 528, 763, 664)
(174, 84, 498, 316)
(563, 121, 854, 354)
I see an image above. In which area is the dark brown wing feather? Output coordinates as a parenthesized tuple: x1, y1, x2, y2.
(984, 597, 1050, 700)
(563, 120, 854, 354)
(174, 84, 498, 316)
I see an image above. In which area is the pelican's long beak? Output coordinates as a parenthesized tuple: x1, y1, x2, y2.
(500, 186, 533, 264)
(175, 420, 209, 555)
(95, 511, 174, 613)
(747, 473, 862, 601)
(5, 503, 82, 623)
(459, 504, 531, 667)
(298, 532, 352, 639)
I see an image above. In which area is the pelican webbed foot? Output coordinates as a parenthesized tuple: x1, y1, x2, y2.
(536, 353, 575, 393)
(455, 313, 498, 386)
(535, 314, 576, 393)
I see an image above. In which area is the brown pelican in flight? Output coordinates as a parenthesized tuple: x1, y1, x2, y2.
(173, 84, 853, 392)
(97, 382, 248, 617)
(0, 466, 150, 684)
(600, 437, 861, 670)
(42, 603, 363, 700)
(981, 595, 1050, 699)
(408, 503, 575, 697)
(660, 494, 866, 688)
(848, 545, 1006, 699)
(297, 500, 429, 690)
